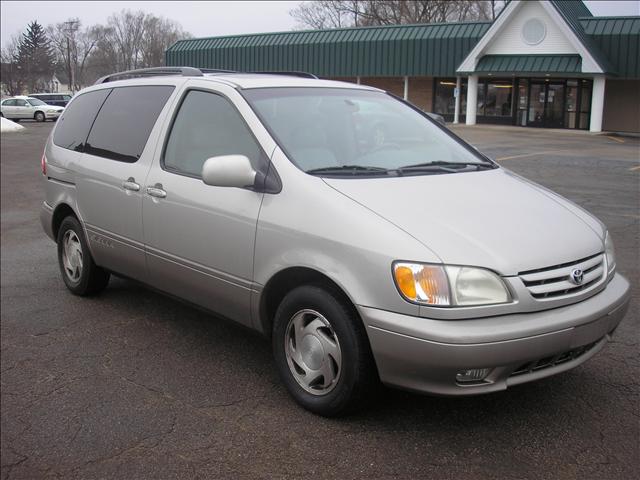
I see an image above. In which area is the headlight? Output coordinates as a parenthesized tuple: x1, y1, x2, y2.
(46, 109, 57, 113)
(393, 262, 511, 307)
(605, 231, 616, 276)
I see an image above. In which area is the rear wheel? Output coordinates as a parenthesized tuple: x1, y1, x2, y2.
(272, 284, 377, 416)
(57, 216, 110, 295)
(34, 111, 45, 122)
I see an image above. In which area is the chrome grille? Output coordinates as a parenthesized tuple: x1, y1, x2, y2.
(519, 253, 605, 299)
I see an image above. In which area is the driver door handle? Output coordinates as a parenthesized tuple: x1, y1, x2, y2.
(146, 183, 167, 199)
(122, 177, 140, 192)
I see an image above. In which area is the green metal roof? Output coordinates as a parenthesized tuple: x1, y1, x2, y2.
(166, 21, 491, 77)
(472, 55, 582, 74)
(165, 0, 640, 79)
(549, 0, 615, 74)
(580, 16, 640, 77)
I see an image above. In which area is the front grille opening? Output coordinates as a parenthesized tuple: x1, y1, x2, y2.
(519, 253, 605, 300)
(510, 340, 599, 377)
(530, 277, 601, 299)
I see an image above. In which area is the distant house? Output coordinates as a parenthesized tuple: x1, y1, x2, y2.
(0, 68, 72, 96)
(35, 73, 71, 93)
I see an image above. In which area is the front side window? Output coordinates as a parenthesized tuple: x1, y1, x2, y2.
(85, 85, 174, 163)
(163, 90, 264, 177)
(17, 100, 29, 107)
(244, 88, 490, 175)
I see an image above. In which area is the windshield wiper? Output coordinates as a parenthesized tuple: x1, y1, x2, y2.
(306, 165, 390, 176)
(395, 161, 496, 175)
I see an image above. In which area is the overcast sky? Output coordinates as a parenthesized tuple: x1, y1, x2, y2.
(1, 0, 639, 47)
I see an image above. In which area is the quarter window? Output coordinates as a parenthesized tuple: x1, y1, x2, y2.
(85, 86, 174, 163)
(163, 90, 263, 177)
(53, 89, 111, 151)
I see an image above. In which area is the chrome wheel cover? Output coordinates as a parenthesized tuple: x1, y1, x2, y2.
(284, 309, 342, 395)
(62, 230, 83, 282)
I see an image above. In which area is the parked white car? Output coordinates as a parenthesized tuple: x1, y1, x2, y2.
(0, 96, 64, 122)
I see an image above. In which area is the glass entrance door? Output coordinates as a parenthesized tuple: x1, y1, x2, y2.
(526, 82, 566, 128)
(528, 83, 546, 126)
(546, 83, 565, 128)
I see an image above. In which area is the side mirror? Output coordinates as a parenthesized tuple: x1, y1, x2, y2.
(201, 155, 256, 188)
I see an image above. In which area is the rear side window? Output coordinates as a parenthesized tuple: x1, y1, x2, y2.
(163, 90, 263, 177)
(53, 89, 111, 151)
(85, 86, 174, 163)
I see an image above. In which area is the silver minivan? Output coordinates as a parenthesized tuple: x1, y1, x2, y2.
(40, 67, 630, 416)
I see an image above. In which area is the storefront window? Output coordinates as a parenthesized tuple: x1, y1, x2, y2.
(484, 80, 513, 116)
(434, 79, 457, 115)
(434, 78, 467, 117)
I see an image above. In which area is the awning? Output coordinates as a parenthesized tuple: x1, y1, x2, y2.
(470, 55, 583, 74)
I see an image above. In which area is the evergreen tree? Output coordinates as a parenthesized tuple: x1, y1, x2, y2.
(15, 21, 55, 92)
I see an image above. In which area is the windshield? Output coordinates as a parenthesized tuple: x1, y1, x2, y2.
(27, 98, 47, 106)
(244, 87, 493, 176)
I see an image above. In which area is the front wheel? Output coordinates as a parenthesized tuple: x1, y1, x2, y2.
(34, 111, 45, 122)
(272, 285, 378, 416)
(56, 216, 110, 295)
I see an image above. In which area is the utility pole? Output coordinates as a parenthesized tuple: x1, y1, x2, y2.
(63, 20, 79, 93)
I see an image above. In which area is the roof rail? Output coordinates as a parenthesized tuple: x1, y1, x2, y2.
(199, 68, 237, 74)
(94, 67, 319, 85)
(249, 71, 318, 79)
(94, 66, 205, 85)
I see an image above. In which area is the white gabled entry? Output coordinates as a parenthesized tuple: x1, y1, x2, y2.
(456, 0, 607, 131)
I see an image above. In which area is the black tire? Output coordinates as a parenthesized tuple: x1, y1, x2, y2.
(34, 111, 45, 122)
(56, 216, 110, 295)
(272, 284, 378, 416)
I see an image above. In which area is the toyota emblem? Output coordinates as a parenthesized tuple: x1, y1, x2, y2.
(570, 268, 584, 285)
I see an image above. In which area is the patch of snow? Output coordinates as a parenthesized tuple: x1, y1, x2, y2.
(1, 117, 25, 133)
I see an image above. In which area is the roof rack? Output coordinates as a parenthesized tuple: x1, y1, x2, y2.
(94, 67, 206, 85)
(94, 66, 318, 85)
(249, 71, 318, 79)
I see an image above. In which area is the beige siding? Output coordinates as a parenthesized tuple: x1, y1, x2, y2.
(602, 80, 640, 133)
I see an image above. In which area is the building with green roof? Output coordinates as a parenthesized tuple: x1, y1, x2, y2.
(166, 0, 640, 133)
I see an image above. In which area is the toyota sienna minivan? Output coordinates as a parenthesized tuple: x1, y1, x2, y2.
(40, 67, 630, 416)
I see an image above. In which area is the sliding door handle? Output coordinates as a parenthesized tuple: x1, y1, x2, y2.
(146, 183, 167, 199)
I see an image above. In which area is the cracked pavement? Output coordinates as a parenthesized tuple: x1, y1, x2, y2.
(1, 122, 638, 479)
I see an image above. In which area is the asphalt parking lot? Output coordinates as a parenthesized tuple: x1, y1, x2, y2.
(1, 121, 639, 479)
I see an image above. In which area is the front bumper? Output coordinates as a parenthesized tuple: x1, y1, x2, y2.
(45, 111, 62, 119)
(360, 273, 630, 395)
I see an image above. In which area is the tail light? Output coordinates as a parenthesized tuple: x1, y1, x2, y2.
(41, 150, 47, 176)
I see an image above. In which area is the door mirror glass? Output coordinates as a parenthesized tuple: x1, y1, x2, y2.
(202, 155, 256, 188)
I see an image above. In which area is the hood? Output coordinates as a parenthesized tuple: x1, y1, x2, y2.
(49, 106, 65, 111)
(324, 168, 604, 275)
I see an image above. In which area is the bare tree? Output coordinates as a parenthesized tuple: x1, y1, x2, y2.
(48, 19, 99, 91)
(291, 1, 505, 29)
(1, 34, 24, 95)
(140, 15, 191, 68)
